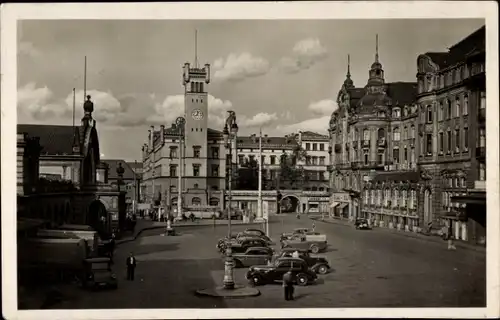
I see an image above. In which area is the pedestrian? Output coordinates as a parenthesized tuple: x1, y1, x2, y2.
(312, 221, 316, 232)
(126, 252, 137, 280)
(446, 223, 457, 250)
(282, 268, 295, 301)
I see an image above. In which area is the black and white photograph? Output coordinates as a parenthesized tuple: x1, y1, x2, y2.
(1, 2, 499, 319)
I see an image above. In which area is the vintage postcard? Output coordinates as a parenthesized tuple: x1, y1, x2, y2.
(1, 1, 499, 319)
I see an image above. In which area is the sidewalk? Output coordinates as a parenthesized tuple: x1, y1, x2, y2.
(309, 215, 486, 254)
(116, 218, 261, 245)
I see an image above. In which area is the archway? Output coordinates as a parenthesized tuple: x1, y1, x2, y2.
(279, 195, 300, 213)
(88, 200, 108, 236)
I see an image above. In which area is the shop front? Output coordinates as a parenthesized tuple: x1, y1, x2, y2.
(451, 190, 486, 245)
(306, 196, 330, 214)
(329, 192, 351, 219)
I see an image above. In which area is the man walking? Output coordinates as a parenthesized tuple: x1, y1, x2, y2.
(282, 268, 295, 301)
(126, 252, 137, 280)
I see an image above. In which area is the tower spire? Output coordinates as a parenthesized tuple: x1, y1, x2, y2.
(194, 29, 198, 68)
(347, 54, 351, 78)
(375, 34, 379, 63)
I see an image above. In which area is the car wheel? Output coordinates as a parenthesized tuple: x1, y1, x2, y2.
(317, 265, 328, 275)
(251, 275, 263, 286)
(310, 245, 319, 254)
(296, 273, 308, 286)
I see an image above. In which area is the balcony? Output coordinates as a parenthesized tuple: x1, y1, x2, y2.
(478, 108, 486, 122)
(476, 146, 486, 159)
(362, 140, 370, 148)
(408, 138, 416, 147)
(377, 139, 387, 147)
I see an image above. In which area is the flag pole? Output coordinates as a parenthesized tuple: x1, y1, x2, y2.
(84, 56, 87, 101)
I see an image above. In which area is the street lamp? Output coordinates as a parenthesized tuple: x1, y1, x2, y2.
(222, 111, 238, 290)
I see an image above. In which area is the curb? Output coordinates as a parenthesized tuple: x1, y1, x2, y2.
(116, 221, 262, 246)
(195, 285, 260, 298)
(310, 216, 486, 254)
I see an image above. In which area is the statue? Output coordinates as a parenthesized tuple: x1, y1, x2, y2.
(225, 110, 236, 128)
(83, 95, 94, 117)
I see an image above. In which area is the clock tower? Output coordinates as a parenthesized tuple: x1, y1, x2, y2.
(182, 60, 210, 182)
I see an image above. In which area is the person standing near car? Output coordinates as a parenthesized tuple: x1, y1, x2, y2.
(126, 252, 137, 281)
(282, 268, 295, 301)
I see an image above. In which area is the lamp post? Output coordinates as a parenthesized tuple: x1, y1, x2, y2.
(176, 117, 186, 220)
(222, 111, 238, 290)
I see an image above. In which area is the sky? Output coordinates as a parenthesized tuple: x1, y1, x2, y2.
(17, 19, 485, 162)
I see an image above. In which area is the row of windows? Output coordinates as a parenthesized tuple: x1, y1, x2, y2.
(343, 126, 416, 142)
(418, 62, 485, 93)
(340, 147, 416, 165)
(189, 81, 205, 93)
(421, 127, 484, 156)
(305, 143, 326, 151)
(363, 189, 418, 210)
(168, 164, 207, 177)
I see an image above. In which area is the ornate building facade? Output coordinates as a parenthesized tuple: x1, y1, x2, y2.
(328, 26, 486, 243)
(415, 25, 486, 243)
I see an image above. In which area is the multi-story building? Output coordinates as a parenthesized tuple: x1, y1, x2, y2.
(415, 25, 485, 243)
(141, 58, 331, 216)
(328, 26, 486, 242)
(329, 37, 420, 230)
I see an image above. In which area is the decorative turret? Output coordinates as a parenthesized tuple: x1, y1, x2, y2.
(366, 34, 385, 88)
(343, 54, 354, 89)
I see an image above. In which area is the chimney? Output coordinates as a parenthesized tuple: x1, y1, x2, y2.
(148, 130, 152, 149)
(160, 125, 165, 144)
(150, 126, 155, 148)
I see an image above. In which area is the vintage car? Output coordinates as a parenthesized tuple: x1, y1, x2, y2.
(82, 257, 118, 290)
(242, 228, 266, 237)
(273, 248, 330, 274)
(246, 257, 317, 286)
(232, 247, 274, 268)
(281, 237, 327, 254)
(220, 237, 271, 254)
(280, 228, 310, 240)
(355, 218, 371, 230)
(280, 229, 326, 242)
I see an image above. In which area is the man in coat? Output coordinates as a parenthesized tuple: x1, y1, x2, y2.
(282, 268, 295, 301)
(126, 252, 137, 280)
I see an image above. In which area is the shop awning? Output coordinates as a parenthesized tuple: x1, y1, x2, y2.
(337, 203, 348, 210)
(330, 202, 339, 208)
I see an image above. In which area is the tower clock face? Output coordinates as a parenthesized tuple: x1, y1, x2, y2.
(191, 109, 204, 120)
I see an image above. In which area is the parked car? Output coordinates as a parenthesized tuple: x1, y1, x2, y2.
(274, 248, 330, 274)
(236, 233, 274, 245)
(280, 228, 311, 241)
(355, 218, 371, 230)
(243, 228, 266, 237)
(220, 237, 271, 254)
(246, 257, 317, 286)
(281, 237, 327, 254)
(232, 247, 274, 268)
(82, 257, 117, 290)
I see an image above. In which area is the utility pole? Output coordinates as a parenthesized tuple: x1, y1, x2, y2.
(84, 56, 87, 101)
(133, 160, 137, 215)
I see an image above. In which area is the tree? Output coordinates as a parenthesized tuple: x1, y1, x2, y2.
(236, 156, 259, 190)
(277, 144, 308, 189)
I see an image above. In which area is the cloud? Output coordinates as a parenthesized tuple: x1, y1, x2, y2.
(17, 83, 65, 119)
(18, 41, 41, 59)
(308, 99, 338, 116)
(279, 38, 328, 74)
(241, 112, 278, 127)
(275, 116, 330, 135)
(213, 53, 270, 82)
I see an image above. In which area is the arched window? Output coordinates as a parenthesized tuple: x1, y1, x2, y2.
(209, 197, 219, 206)
(192, 197, 202, 206)
(377, 128, 385, 140)
(393, 127, 400, 141)
(455, 97, 461, 118)
(463, 94, 469, 115)
(171, 197, 178, 206)
(363, 129, 370, 141)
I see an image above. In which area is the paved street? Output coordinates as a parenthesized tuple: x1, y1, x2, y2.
(55, 215, 485, 309)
